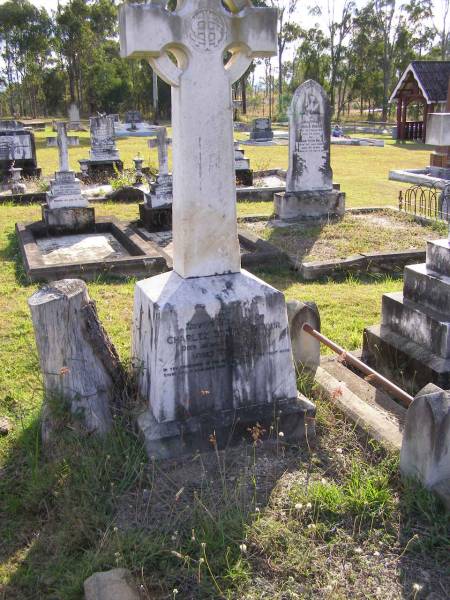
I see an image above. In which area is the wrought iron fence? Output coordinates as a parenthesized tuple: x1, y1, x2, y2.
(398, 184, 450, 223)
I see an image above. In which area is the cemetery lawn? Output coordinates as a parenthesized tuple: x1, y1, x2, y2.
(31, 127, 430, 209)
(1, 203, 450, 598)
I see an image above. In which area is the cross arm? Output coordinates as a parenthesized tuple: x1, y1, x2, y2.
(119, 3, 181, 59)
(231, 7, 278, 58)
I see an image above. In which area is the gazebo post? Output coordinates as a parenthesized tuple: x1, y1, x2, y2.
(423, 101, 428, 142)
(397, 97, 403, 141)
(401, 100, 408, 141)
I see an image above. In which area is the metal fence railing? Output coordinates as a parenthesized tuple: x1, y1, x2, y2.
(398, 184, 450, 224)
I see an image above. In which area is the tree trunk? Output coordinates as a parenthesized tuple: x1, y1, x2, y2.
(28, 279, 125, 444)
(241, 75, 247, 115)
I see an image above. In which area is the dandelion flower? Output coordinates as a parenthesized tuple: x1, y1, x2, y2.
(294, 503, 303, 510)
(239, 544, 247, 553)
(278, 431, 284, 437)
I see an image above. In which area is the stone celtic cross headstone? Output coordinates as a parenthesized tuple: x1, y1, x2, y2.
(274, 80, 345, 221)
(120, 0, 312, 457)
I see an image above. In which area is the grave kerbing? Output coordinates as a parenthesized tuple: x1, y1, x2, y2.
(274, 80, 345, 221)
(120, 0, 315, 458)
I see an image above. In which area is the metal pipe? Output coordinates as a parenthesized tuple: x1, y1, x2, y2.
(302, 323, 413, 408)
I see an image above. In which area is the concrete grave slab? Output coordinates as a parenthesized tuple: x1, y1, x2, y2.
(16, 217, 168, 282)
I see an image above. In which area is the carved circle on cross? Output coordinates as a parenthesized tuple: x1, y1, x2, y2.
(189, 9, 227, 52)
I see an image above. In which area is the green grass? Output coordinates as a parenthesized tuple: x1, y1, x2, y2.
(31, 127, 431, 210)
(1, 134, 449, 597)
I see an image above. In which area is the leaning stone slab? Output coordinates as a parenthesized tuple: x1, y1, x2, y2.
(400, 383, 450, 509)
(84, 568, 140, 600)
(28, 279, 125, 443)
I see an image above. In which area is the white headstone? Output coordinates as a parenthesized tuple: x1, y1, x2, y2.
(47, 122, 87, 210)
(286, 80, 333, 192)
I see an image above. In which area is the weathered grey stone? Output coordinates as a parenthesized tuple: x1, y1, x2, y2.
(0, 120, 40, 177)
(132, 269, 298, 423)
(121, 0, 311, 459)
(41, 205, 95, 234)
(287, 300, 320, 371)
(146, 127, 172, 208)
(249, 117, 273, 141)
(381, 292, 450, 358)
(403, 263, 450, 314)
(46, 122, 87, 212)
(362, 324, 450, 393)
(84, 568, 140, 600)
(67, 103, 81, 130)
(426, 112, 450, 146)
(274, 80, 345, 221)
(274, 189, 345, 221)
(120, 0, 277, 278)
(28, 279, 124, 442)
(426, 239, 450, 276)
(89, 115, 120, 163)
(400, 383, 450, 508)
(286, 80, 332, 193)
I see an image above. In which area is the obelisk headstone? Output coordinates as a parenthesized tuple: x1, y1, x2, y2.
(120, 0, 314, 458)
(274, 80, 345, 220)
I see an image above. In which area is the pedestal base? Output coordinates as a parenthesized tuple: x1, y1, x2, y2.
(82, 160, 123, 183)
(139, 203, 172, 232)
(236, 169, 254, 187)
(362, 325, 450, 394)
(138, 393, 315, 459)
(132, 269, 300, 439)
(42, 205, 95, 234)
(274, 189, 345, 221)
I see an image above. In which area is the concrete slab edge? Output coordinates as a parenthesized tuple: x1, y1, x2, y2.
(314, 365, 402, 450)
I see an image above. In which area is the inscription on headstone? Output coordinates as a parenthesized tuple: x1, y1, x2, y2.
(0, 120, 39, 176)
(287, 79, 332, 192)
(89, 115, 120, 162)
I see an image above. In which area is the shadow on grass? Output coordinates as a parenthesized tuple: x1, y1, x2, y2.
(0, 408, 312, 599)
(252, 263, 403, 291)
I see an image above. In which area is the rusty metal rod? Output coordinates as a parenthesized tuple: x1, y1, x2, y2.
(302, 322, 413, 408)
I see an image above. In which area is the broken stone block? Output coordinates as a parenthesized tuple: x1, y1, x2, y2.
(400, 383, 450, 509)
(287, 300, 321, 372)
